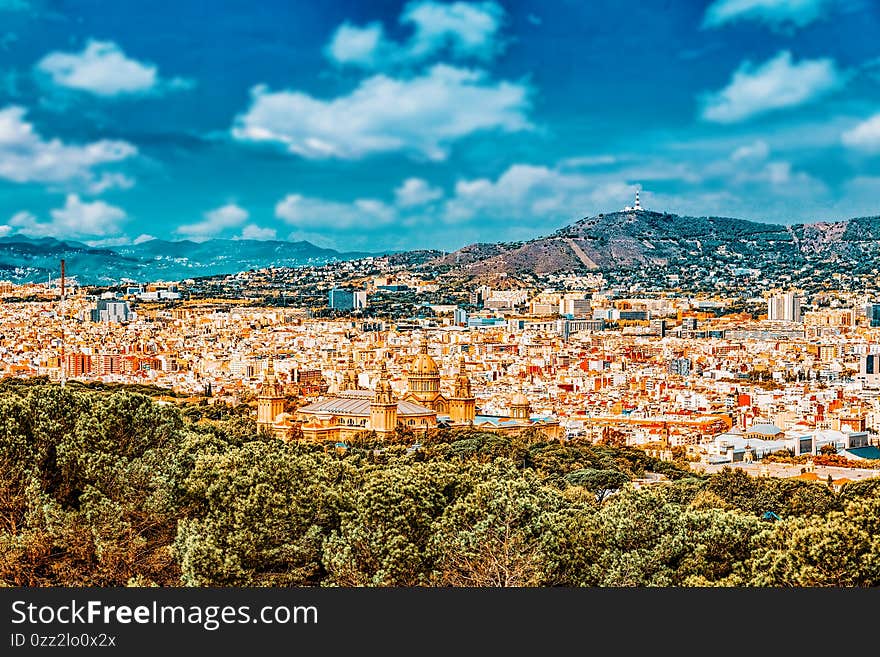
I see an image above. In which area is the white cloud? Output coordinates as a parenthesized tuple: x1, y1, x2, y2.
(239, 225, 277, 240)
(735, 160, 825, 190)
(7, 210, 36, 228)
(700, 51, 845, 123)
(394, 177, 443, 207)
(443, 164, 635, 225)
(703, 0, 838, 30)
(176, 203, 249, 239)
(277, 165, 635, 249)
(133, 233, 156, 244)
(0, 105, 136, 184)
(841, 113, 880, 153)
(86, 172, 135, 194)
(36, 40, 192, 96)
(275, 194, 396, 230)
(232, 64, 531, 160)
(402, 1, 505, 61)
(0, 224, 11, 237)
(49, 195, 127, 236)
(730, 139, 770, 162)
(325, 1, 505, 69)
(8, 196, 127, 239)
(326, 22, 386, 69)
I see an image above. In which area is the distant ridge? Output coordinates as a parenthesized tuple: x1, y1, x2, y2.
(0, 236, 377, 285)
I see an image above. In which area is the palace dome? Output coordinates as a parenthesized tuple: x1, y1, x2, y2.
(410, 337, 439, 377)
(411, 351, 439, 376)
(511, 392, 529, 407)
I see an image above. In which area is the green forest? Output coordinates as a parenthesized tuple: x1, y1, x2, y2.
(1, 381, 879, 587)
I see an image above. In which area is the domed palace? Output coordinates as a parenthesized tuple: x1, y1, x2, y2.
(256, 336, 560, 443)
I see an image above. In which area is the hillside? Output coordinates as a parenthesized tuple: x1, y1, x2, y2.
(431, 210, 880, 277)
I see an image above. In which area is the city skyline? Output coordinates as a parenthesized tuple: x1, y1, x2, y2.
(1, 0, 879, 253)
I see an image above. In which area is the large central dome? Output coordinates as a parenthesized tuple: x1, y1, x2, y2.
(411, 337, 439, 376)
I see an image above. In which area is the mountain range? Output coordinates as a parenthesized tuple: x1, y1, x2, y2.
(0, 235, 374, 285)
(2, 209, 880, 285)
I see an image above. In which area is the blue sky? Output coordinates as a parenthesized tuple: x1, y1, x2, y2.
(1, 0, 879, 252)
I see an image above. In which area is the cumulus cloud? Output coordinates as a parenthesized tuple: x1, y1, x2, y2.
(326, 1, 505, 69)
(133, 233, 156, 244)
(443, 164, 635, 224)
(7, 195, 128, 239)
(0, 105, 136, 184)
(841, 113, 880, 153)
(700, 51, 845, 123)
(275, 194, 396, 230)
(239, 225, 278, 240)
(702, 0, 840, 30)
(273, 165, 640, 251)
(394, 177, 444, 207)
(36, 40, 193, 96)
(232, 64, 530, 161)
(176, 203, 249, 239)
(49, 195, 127, 236)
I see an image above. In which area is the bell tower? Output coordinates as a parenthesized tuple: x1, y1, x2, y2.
(341, 351, 359, 391)
(370, 361, 398, 437)
(449, 353, 476, 425)
(257, 357, 285, 435)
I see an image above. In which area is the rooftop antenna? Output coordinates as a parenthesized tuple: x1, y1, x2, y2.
(59, 258, 66, 388)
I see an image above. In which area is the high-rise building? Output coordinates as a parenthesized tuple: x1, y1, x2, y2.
(559, 297, 591, 316)
(88, 299, 134, 323)
(767, 291, 802, 322)
(328, 288, 367, 310)
(861, 354, 880, 376)
(668, 357, 692, 377)
(867, 303, 880, 328)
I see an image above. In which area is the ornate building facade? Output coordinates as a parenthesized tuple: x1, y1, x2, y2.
(294, 360, 438, 442)
(256, 339, 562, 443)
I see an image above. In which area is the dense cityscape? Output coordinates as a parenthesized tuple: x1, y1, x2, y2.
(3, 211, 880, 489)
(4, 0, 880, 604)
